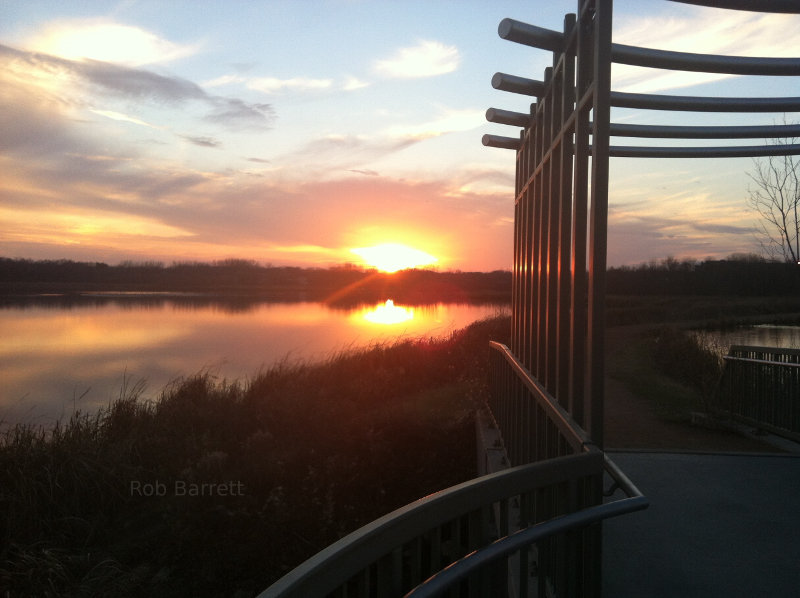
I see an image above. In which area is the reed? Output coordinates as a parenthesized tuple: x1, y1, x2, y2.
(0, 315, 510, 597)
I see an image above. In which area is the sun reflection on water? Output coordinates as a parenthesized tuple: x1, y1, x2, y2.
(362, 299, 414, 325)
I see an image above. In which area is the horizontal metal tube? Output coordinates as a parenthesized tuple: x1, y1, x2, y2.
(405, 495, 649, 598)
(609, 122, 800, 139)
(491, 72, 544, 96)
(609, 143, 800, 158)
(668, 0, 800, 14)
(611, 91, 800, 112)
(612, 43, 800, 76)
(723, 355, 800, 368)
(482, 134, 521, 150)
(497, 18, 800, 75)
(498, 18, 565, 52)
(486, 107, 530, 127)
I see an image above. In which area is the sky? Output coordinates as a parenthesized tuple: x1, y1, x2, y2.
(1, 1, 799, 271)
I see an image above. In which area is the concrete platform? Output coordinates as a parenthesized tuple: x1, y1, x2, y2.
(603, 451, 800, 597)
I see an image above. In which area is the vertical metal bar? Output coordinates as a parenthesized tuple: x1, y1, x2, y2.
(511, 141, 526, 354)
(530, 102, 543, 375)
(557, 13, 577, 407)
(569, 6, 591, 428)
(535, 70, 550, 381)
(545, 63, 560, 395)
(586, 0, 612, 449)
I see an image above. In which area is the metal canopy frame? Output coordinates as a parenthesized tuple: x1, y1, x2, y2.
(484, 0, 800, 449)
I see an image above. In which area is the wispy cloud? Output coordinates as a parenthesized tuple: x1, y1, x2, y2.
(204, 98, 274, 130)
(343, 76, 370, 91)
(89, 108, 159, 129)
(202, 74, 246, 88)
(374, 40, 460, 79)
(23, 18, 199, 67)
(275, 134, 422, 176)
(384, 107, 484, 140)
(247, 76, 333, 94)
(0, 43, 275, 130)
(180, 135, 222, 148)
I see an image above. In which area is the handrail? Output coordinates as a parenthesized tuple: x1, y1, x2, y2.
(405, 497, 647, 598)
(723, 355, 800, 368)
(257, 452, 602, 597)
(489, 341, 595, 453)
(405, 453, 648, 598)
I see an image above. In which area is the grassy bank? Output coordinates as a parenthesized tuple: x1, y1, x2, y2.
(0, 316, 511, 598)
(608, 326, 724, 422)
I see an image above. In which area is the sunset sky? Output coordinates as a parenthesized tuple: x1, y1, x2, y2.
(2, 1, 799, 271)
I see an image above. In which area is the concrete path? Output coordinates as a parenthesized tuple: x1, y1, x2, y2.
(603, 451, 800, 597)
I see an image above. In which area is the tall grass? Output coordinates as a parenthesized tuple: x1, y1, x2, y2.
(0, 315, 510, 598)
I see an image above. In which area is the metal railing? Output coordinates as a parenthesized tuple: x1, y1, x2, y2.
(488, 341, 596, 465)
(715, 345, 800, 442)
(258, 450, 645, 598)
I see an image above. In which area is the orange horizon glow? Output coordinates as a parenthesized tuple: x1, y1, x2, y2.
(350, 243, 438, 273)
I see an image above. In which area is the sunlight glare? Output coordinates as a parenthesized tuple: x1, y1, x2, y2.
(350, 243, 437, 273)
(362, 299, 414, 325)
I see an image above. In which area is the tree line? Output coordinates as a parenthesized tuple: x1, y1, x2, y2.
(607, 254, 800, 296)
(2, 254, 798, 299)
(0, 258, 511, 304)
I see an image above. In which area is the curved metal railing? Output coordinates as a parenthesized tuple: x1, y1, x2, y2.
(258, 450, 645, 598)
(405, 475, 647, 598)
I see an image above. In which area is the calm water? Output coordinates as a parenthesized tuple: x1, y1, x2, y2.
(696, 324, 800, 355)
(1, 295, 508, 428)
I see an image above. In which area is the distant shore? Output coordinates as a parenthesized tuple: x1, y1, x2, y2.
(0, 258, 512, 306)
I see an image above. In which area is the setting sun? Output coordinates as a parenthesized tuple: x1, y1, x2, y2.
(350, 243, 438, 273)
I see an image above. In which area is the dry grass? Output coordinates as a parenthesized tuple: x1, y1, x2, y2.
(0, 316, 510, 597)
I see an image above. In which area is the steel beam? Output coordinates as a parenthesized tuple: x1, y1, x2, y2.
(611, 91, 800, 112)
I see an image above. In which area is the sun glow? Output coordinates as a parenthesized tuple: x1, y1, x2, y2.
(350, 243, 438, 273)
(362, 299, 414, 325)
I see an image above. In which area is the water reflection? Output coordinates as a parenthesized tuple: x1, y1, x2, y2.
(1, 296, 508, 428)
(361, 299, 414, 325)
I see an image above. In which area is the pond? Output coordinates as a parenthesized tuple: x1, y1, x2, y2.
(1, 294, 508, 429)
(694, 324, 800, 356)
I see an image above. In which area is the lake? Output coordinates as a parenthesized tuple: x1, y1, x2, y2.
(0, 294, 508, 428)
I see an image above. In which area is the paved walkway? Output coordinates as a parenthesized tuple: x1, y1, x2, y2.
(603, 451, 800, 597)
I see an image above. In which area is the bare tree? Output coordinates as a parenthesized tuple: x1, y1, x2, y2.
(746, 133, 800, 264)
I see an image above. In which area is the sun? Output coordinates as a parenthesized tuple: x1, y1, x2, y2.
(350, 243, 438, 273)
